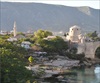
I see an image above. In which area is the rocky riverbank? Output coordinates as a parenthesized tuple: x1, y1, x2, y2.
(26, 55, 100, 83)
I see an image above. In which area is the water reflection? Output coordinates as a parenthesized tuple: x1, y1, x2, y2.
(73, 66, 100, 83)
(43, 65, 100, 83)
(94, 65, 100, 83)
(76, 68, 96, 83)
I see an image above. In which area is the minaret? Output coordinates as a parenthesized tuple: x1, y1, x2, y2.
(13, 21, 17, 37)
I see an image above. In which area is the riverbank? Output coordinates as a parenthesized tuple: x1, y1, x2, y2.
(78, 58, 100, 68)
(26, 64, 100, 83)
(26, 59, 79, 77)
(42, 65, 100, 83)
(26, 55, 100, 83)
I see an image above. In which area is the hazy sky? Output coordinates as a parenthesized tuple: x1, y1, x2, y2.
(1, 0, 100, 9)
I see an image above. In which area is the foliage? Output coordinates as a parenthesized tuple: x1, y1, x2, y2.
(86, 31, 100, 41)
(17, 38, 26, 44)
(17, 32, 25, 36)
(86, 31, 97, 38)
(0, 34, 11, 39)
(38, 36, 68, 54)
(34, 29, 52, 43)
(66, 50, 85, 60)
(69, 47, 77, 54)
(28, 56, 34, 63)
(24, 38, 35, 43)
(0, 38, 34, 83)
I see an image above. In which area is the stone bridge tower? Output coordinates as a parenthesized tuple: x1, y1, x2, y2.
(67, 25, 100, 59)
(66, 25, 81, 43)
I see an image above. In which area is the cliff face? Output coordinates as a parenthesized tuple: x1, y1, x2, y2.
(0, 2, 99, 32)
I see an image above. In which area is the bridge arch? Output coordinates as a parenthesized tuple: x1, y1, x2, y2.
(84, 41, 100, 59)
(95, 45, 100, 58)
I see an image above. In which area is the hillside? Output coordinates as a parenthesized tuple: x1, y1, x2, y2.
(0, 2, 99, 32)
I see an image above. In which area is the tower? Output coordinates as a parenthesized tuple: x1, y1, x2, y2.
(13, 21, 17, 37)
(66, 25, 81, 42)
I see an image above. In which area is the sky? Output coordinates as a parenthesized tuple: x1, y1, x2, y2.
(1, 0, 100, 9)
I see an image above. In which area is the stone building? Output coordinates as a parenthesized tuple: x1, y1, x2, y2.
(66, 25, 100, 59)
(21, 41, 31, 49)
(66, 25, 83, 43)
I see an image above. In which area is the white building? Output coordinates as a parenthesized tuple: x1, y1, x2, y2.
(21, 41, 31, 49)
(7, 37, 17, 42)
(0, 30, 8, 35)
(43, 36, 56, 40)
(66, 25, 82, 43)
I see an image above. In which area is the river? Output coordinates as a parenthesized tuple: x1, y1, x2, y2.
(43, 65, 100, 83)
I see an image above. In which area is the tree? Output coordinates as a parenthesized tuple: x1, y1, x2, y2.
(28, 56, 34, 65)
(92, 31, 97, 37)
(87, 31, 97, 38)
(38, 36, 68, 54)
(34, 30, 52, 43)
(0, 39, 34, 83)
(86, 31, 100, 41)
(17, 32, 25, 36)
(69, 47, 77, 54)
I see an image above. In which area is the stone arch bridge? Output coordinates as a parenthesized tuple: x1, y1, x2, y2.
(78, 41, 100, 59)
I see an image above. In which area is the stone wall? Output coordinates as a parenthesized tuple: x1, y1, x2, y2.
(77, 41, 100, 59)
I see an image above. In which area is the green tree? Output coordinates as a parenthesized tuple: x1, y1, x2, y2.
(34, 30, 52, 43)
(38, 36, 68, 54)
(86, 31, 100, 41)
(0, 39, 34, 83)
(17, 32, 25, 36)
(87, 31, 96, 38)
(69, 47, 77, 54)
(28, 56, 34, 63)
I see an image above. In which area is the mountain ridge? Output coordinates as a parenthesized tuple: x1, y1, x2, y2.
(0, 2, 99, 33)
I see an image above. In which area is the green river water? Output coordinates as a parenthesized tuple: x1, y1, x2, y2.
(43, 65, 100, 83)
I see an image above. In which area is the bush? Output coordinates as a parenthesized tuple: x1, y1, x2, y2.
(66, 52, 85, 60)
